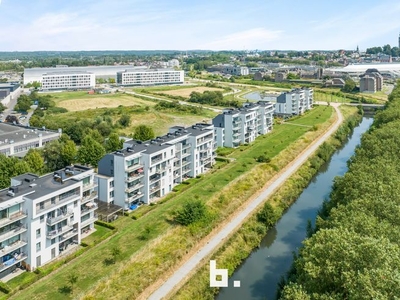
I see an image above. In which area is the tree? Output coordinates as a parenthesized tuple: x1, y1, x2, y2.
(0, 103, 6, 113)
(175, 200, 208, 226)
(342, 79, 356, 92)
(23, 149, 44, 174)
(118, 114, 131, 128)
(42, 140, 66, 171)
(14, 94, 31, 112)
(61, 139, 77, 166)
(105, 133, 123, 152)
(133, 125, 155, 141)
(77, 136, 106, 167)
(287, 73, 300, 80)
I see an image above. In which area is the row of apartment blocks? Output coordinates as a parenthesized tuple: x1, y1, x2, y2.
(275, 88, 313, 117)
(40, 69, 184, 91)
(0, 165, 98, 278)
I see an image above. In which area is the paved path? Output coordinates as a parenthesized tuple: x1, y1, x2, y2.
(148, 103, 343, 300)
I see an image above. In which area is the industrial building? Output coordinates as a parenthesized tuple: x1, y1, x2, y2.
(0, 123, 62, 157)
(116, 69, 184, 86)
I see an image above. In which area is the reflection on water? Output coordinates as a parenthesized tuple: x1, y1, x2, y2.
(216, 117, 373, 300)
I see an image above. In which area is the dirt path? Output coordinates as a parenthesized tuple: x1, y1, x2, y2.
(142, 104, 343, 300)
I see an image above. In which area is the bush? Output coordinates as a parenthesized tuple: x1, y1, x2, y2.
(256, 155, 271, 163)
(0, 281, 10, 294)
(175, 200, 208, 226)
(95, 220, 116, 230)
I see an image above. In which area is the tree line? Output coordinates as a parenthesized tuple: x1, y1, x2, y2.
(279, 81, 400, 299)
(189, 91, 240, 107)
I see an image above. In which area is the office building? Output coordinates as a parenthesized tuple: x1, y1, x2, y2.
(212, 101, 274, 148)
(116, 69, 184, 86)
(41, 71, 95, 91)
(0, 165, 97, 278)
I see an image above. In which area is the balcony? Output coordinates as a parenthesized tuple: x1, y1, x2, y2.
(82, 191, 98, 204)
(173, 163, 181, 170)
(0, 240, 27, 257)
(81, 202, 98, 215)
(0, 225, 27, 244)
(47, 211, 73, 226)
(80, 215, 98, 228)
(197, 136, 213, 145)
(150, 185, 160, 193)
(47, 225, 74, 239)
(174, 172, 181, 179)
(0, 212, 27, 228)
(151, 156, 163, 165)
(82, 182, 98, 192)
(126, 163, 143, 172)
(125, 173, 144, 182)
(126, 192, 143, 203)
(0, 253, 27, 273)
(125, 182, 144, 193)
(149, 175, 161, 183)
(59, 228, 78, 242)
(181, 151, 191, 158)
(38, 193, 80, 214)
(182, 160, 190, 167)
(181, 143, 191, 150)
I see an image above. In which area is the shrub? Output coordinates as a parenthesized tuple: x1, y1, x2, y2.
(175, 200, 208, 226)
(256, 155, 271, 163)
(94, 220, 116, 230)
(0, 281, 10, 294)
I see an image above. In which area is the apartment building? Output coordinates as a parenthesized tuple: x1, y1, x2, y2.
(41, 71, 95, 91)
(359, 69, 383, 93)
(0, 165, 97, 278)
(116, 69, 184, 86)
(97, 124, 214, 209)
(212, 101, 274, 148)
(0, 123, 62, 157)
(275, 88, 313, 117)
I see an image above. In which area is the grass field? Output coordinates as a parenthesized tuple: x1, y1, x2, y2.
(7, 106, 335, 300)
(161, 86, 224, 98)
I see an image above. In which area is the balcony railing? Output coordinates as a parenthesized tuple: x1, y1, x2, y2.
(126, 163, 143, 172)
(181, 151, 191, 158)
(80, 215, 98, 228)
(82, 191, 98, 204)
(0, 225, 27, 244)
(150, 185, 160, 193)
(59, 228, 78, 242)
(47, 211, 73, 226)
(182, 160, 191, 167)
(0, 253, 27, 272)
(47, 225, 74, 239)
(181, 143, 191, 150)
(0, 212, 27, 228)
(126, 183, 144, 193)
(37, 193, 80, 214)
(81, 203, 98, 215)
(126, 193, 143, 203)
(82, 182, 98, 192)
(0, 240, 27, 257)
(125, 173, 144, 182)
(151, 156, 163, 165)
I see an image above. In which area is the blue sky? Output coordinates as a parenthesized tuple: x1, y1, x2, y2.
(0, 0, 400, 51)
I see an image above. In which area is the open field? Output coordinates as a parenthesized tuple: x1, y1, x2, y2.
(57, 95, 156, 111)
(6, 106, 335, 300)
(161, 86, 224, 98)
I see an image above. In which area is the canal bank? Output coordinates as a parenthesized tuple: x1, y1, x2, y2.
(172, 106, 363, 300)
(216, 116, 373, 300)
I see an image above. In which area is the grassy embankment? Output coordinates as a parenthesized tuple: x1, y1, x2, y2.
(7, 106, 334, 300)
(173, 105, 362, 300)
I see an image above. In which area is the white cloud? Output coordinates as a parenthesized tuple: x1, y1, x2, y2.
(204, 28, 283, 50)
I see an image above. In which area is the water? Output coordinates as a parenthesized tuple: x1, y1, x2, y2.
(216, 117, 374, 300)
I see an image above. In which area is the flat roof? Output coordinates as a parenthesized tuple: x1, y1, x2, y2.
(0, 123, 60, 146)
(0, 165, 92, 202)
(119, 68, 180, 74)
(43, 71, 93, 76)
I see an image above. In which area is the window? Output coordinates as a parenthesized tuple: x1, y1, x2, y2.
(40, 215, 44, 223)
(51, 238, 56, 245)
(74, 200, 78, 207)
(51, 197, 56, 205)
(110, 191, 114, 198)
(36, 229, 41, 238)
(110, 181, 114, 188)
(36, 242, 41, 252)
(39, 202, 44, 210)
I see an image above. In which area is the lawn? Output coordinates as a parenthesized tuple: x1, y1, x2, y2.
(161, 86, 225, 98)
(8, 106, 335, 300)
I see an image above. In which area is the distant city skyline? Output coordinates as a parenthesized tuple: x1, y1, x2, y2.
(0, 0, 400, 52)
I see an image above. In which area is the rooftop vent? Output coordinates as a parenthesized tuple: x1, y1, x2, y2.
(127, 147, 134, 152)
(29, 183, 37, 188)
(6, 190, 15, 197)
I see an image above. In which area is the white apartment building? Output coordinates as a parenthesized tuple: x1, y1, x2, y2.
(223, 65, 250, 76)
(0, 123, 62, 157)
(212, 101, 274, 148)
(0, 165, 97, 277)
(97, 124, 214, 209)
(116, 69, 184, 86)
(275, 88, 313, 117)
(41, 71, 95, 91)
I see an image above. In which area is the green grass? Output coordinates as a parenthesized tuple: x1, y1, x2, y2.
(131, 85, 198, 92)
(81, 225, 114, 247)
(8, 106, 334, 300)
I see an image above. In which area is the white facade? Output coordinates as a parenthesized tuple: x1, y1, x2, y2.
(213, 101, 274, 148)
(116, 69, 184, 86)
(0, 165, 97, 276)
(41, 71, 95, 91)
(97, 124, 214, 208)
(275, 88, 312, 116)
(223, 65, 249, 76)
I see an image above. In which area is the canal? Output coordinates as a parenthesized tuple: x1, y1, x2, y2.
(216, 117, 374, 300)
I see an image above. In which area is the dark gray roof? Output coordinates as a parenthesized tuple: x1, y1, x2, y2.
(119, 140, 172, 156)
(184, 124, 213, 137)
(212, 114, 225, 128)
(0, 165, 92, 202)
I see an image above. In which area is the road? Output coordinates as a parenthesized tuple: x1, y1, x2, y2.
(148, 103, 343, 300)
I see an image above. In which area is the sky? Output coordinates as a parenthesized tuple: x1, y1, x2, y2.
(0, 0, 400, 51)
